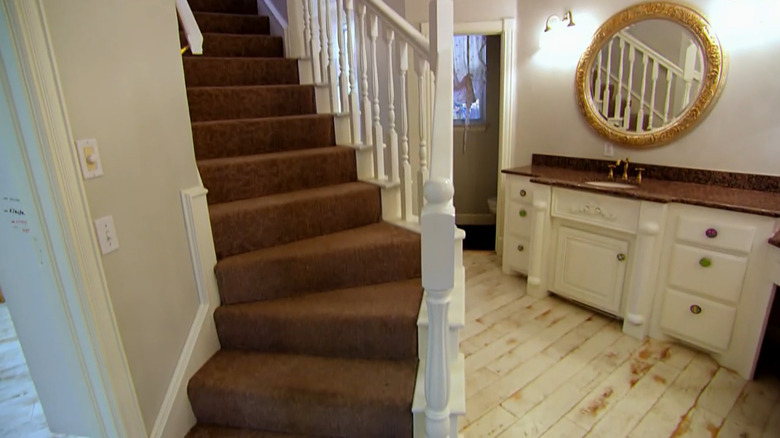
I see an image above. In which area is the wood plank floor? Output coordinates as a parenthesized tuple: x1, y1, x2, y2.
(460, 250, 780, 438)
(0, 303, 78, 437)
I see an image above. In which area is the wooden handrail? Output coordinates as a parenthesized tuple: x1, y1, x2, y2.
(176, 0, 203, 55)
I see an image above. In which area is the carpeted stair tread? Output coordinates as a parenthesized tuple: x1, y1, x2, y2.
(192, 114, 335, 159)
(216, 222, 421, 305)
(188, 350, 415, 437)
(186, 425, 313, 438)
(215, 279, 422, 359)
(183, 57, 299, 87)
(192, 12, 270, 35)
(210, 182, 381, 258)
(199, 146, 357, 204)
(194, 33, 284, 58)
(187, 85, 316, 122)
(187, 0, 257, 14)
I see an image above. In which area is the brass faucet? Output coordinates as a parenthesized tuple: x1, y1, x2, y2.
(616, 158, 630, 181)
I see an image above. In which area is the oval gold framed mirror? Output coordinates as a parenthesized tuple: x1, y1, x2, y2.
(575, 2, 726, 148)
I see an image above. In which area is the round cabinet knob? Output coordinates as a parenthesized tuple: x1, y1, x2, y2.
(705, 228, 718, 238)
(517, 244, 525, 252)
(616, 253, 626, 262)
(519, 209, 527, 217)
(699, 257, 712, 268)
(690, 304, 702, 314)
(519, 189, 527, 197)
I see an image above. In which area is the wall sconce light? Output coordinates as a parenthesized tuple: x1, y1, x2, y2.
(544, 10, 576, 32)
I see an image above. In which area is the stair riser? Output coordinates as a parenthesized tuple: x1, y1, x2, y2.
(200, 148, 357, 204)
(192, 115, 335, 160)
(187, 86, 316, 122)
(189, 390, 412, 437)
(215, 310, 419, 360)
(194, 34, 284, 58)
(192, 13, 270, 34)
(211, 185, 381, 259)
(216, 237, 421, 305)
(183, 58, 298, 87)
(187, 0, 257, 15)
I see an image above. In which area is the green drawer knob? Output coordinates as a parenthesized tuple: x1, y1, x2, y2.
(519, 209, 527, 217)
(699, 257, 712, 268)
(517, 244, 525, 252)
(690, 304, 702, 314)
(616, 253, 626, 262)
(519, 189, 527, 197)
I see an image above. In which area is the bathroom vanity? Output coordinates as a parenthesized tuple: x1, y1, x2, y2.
(501, 156, 780, 379)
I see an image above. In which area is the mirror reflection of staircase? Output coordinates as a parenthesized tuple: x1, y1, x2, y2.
(181, 1, 423, 435)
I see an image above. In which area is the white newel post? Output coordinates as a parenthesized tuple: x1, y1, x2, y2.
(422, 0, 454, 437)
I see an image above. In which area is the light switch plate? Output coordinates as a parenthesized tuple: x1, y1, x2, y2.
(603, 142, 615, 157)
(76, 138, 104, 179)
(94, 215, 119, 254)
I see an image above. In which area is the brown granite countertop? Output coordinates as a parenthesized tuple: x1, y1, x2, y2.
(503, 164, 780, 220)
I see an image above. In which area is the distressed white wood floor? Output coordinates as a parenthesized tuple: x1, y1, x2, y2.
(460, 250, 780, 438)
(0, 303, 77, 437)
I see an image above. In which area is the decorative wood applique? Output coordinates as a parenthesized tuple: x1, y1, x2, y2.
(570, 203, 617, 221)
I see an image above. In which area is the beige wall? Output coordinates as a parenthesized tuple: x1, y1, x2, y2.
(513, 0, 780, 175)
(42, 0, 202, 431)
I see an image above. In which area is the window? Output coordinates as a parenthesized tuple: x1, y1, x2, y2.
(453, 35, 488, 123)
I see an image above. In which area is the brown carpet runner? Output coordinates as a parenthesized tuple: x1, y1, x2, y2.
(181, 1, 422, 436)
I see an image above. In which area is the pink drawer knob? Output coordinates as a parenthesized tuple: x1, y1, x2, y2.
(705, 228, 718, 238)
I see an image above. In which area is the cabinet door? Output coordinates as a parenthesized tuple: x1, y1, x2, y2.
(553, 226, 630, 315)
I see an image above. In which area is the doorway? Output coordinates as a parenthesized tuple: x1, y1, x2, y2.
(453, 33, 501, 250)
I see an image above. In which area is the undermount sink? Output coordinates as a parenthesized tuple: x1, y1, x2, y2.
(585, 181, 637, 189)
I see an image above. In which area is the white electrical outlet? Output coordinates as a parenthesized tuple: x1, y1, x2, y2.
(603, 142, 615, 157)
(94, 215, 119, 254)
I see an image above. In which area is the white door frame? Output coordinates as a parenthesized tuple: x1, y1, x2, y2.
(1, 1, 146, 436)
(421, 18, 516, 251)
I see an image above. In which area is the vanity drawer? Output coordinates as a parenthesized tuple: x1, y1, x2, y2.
(675, 215, 756, 254)
(505, 201, 533, 238)
(660, 289, 736, 352)
(508, 177, 534, 202)
(503, 234, 530, 274)
(667, 244, 748, 304)
(552, 188, 640, 233)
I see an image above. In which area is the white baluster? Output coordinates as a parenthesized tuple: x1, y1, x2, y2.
(622, 45, 636, 130)
(601, 39, 613, 117)
(681, 43, 698, 110)
(399, 41, 413, 221)
(324, 0, 340, 112)
(369, 14, 385, 180)
(385, 28, 399, 184)
(358, 5, 374, 153)
(594, 51, 603, 106)
(302, 0, 312, 58)
(648, 62, 659, 129)
(636, 53, 649, 132)
(337, 0, 349, 114)
(615, 38, 626, 122)
(663, 69, 673, 124)
(308, 0, 322, 83)
(416, 54, 429, 220)
(344, 0, 361, 145)
(318, 0, 329, 86)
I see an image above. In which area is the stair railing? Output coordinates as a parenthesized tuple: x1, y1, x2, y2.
(287, 1, 456, 436)
(592, 30, 702, 132)
(176, 0, 203, 55)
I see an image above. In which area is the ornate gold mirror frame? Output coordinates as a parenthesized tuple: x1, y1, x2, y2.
(575, 2, 726, 148)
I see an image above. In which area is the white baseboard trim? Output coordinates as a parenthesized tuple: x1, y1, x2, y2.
(149, 186, 221, 438)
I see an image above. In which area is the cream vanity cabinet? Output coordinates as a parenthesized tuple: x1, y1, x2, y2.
(649, 204, 777, 378)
